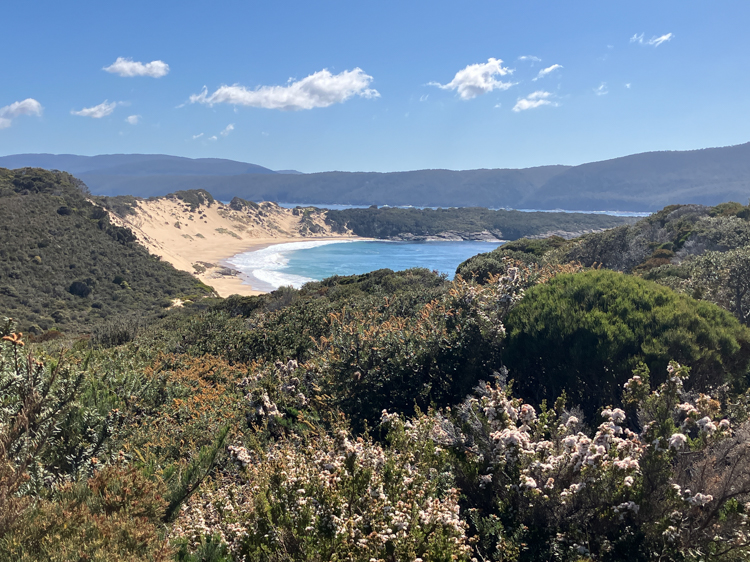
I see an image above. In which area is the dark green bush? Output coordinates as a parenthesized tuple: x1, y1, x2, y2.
(503, 270, 750, 415)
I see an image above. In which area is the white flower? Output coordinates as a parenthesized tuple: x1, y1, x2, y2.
(520, 403, 537, 424)
(610, 408, 626, 424)
(696, 417, 717, 435)
(676, 403, 698, 417)
(623, 375, 642, 390)
(563, 435, 578, 452)
(669, 433, 688, 450)
(613, 457, 639, 471)
(663, 525, 679, 542)
(688, 493, 713, 507)
(614, 501, 640, 514)
(521, 476, 537, 489)
(568, 483, 585, 494)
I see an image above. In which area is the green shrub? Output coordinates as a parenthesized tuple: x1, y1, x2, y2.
(503, 270, 750, 415)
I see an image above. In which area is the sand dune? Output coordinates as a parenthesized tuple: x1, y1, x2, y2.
(107, 197, 358, 297)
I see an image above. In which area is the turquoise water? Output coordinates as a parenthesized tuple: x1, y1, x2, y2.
(227, 240, 502, 291)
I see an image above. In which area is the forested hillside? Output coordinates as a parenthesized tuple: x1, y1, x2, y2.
(5, 142, 750, 210)
(0, 168, 213, 335)
(325, 205, 633, 240)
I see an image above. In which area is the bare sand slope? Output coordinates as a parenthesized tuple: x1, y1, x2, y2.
(107, 197, 357, 297)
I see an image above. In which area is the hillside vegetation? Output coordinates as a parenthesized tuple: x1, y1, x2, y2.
(459, 200, 750, 326)
(325, 206, 633, 240)
(3, 256, 750, 560)
(0, 168, 213, 335)
(4, 167, 750, 559)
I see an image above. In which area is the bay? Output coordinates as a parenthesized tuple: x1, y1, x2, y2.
(227, 240, 503, 292)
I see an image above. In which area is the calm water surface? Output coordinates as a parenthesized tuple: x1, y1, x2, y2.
(227, 240, 503, 292)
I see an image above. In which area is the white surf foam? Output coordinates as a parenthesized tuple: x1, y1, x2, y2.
(227, 240, 355, 290)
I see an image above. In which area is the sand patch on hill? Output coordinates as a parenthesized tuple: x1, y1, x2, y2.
(107, 197, 357, 297)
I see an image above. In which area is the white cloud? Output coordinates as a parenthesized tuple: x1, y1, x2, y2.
(104, 57, 170, 78)
(71, 100, 119, 118)
(190, 68, 378, 111)
(594, 82, 608, 96)
(126, 114, 140, 125)
(208, 135, 217, 141)
(419, 94, 429, 102)
(192, 133, 204, 140)
(533, 64, 562, 81)
(648, 33, 673, 47)
(630, 32, 673, 47)
(220, 123, 234, 137)
(430, 58, 514, 100)
(0, 98, 43, 129)
(625, 83, 632, 89)
(518, 55, 541, 63)
(512, 91, 556, 112)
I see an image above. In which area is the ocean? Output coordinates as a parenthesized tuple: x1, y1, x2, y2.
(226, 240, 503, 292)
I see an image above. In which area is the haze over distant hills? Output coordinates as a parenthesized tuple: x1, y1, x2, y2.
(2, 142, 750, 211)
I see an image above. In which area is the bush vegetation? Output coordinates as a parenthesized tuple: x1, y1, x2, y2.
(0, 168, 214, 335)
(458, 200, 750, 325)
(4, 248, 750, 560)
(325, 206, 632, 239)
(503, 270, 750, 415)
(4, 176, 750, 560)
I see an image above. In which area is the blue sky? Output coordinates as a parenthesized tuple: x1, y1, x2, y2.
(1, 1, 748, 172)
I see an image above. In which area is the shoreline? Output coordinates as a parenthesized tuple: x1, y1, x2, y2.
(201, 236, 364, 297)
(104, 196, 365, 299)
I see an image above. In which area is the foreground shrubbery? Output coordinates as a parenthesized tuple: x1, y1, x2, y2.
(3, 263, 750, 560)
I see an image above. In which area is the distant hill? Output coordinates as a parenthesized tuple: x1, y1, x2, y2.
(521, 143, 750, 211)
(2, 142, 750, 210)
(0, 153, 276, 177)
(0, 167, 213, 335)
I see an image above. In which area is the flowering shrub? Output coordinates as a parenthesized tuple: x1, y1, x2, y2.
(125, 353, 248, 465)
(172, 421, 473, 561)
(408, 361, 750, 561)
(648, 244, 750, 326)
(0, 318, 170, 560)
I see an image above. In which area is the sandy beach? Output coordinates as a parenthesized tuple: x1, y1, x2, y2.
(199, 235, 362, 297)
(106, 196, 361, 297)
